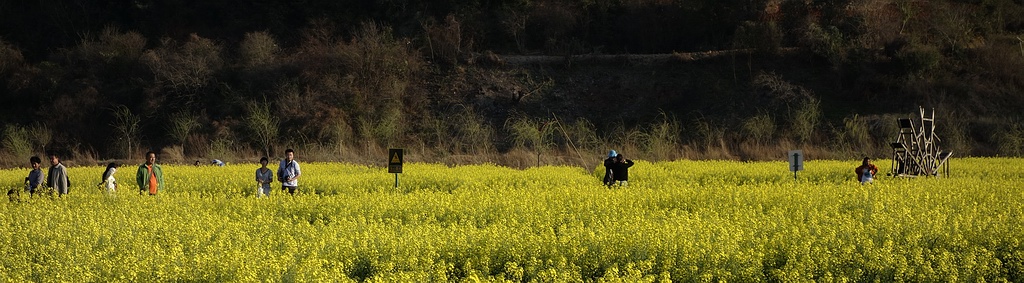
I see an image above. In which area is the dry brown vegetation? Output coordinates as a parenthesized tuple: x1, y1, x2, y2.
(0, 0, 1022, 167)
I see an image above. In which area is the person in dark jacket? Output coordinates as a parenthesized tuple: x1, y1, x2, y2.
(610, 154, 634, 186)
(602, 150, 617, 187)
(26, 156, 44, 196)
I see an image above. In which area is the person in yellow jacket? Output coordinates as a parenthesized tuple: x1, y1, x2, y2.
(136, 151, 164, 195)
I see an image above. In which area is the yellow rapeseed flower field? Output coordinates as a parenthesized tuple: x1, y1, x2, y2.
(0, 158, 1021, 282)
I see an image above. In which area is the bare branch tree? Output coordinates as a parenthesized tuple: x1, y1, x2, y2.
(246, 101, 279, 157)
(111, 105, 140, 159)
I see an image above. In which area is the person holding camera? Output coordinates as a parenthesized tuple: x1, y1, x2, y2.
(277, 149, 301, 195)
(610, 153, 635, 187)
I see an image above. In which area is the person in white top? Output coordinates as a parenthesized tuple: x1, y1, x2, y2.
(255, 157, 273, 197)
(277, 149, 301, 195)
(98, 162, 119, 193)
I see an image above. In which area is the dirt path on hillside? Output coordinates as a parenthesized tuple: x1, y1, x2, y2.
(493, 47, 800, 66)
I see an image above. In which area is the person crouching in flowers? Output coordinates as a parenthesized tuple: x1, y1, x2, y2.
(855, 157, 878, 184)
(97, 163, 118, 193)
(603, 150, 617, 187)
(255, 157, 273, 197)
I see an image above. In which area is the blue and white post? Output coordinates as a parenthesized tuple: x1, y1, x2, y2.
(789, 150, 804, 180)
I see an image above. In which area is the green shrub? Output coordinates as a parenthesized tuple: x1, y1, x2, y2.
(505, 115, 554, 152)
(421, 14, 466, 66)
(742, 114, 775, 145)
(168, 112, 200, 146)
(839, 114, 872, 154)
(245, 101, 279, 157)
(0, 39, 24, 75)
(790, 97, 821, 144)
(453, 108, 494, 154)
(896, 44, 941, 77)
(644, 112, 681, 160)
(692, 117, 725, 151)
(2, 125, 32, 160)
(866, 114, 901, 155)
(560, 118, 600, 153)
(327, 118, 353, 152)
(803, 23, 848, 69)
(69, 27, 146, 64)
(29, 122, 52, 155)
(369, 108, 404, 149)
(939, 111, 972, 155)
(993, 124, 1024, 157)
(208, 137, 236, 162)
(239, 31, 280, 68)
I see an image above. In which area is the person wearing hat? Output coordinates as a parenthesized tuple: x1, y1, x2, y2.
(602, 150, 617, 187)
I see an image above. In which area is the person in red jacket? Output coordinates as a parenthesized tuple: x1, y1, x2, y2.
(855, 157, 878, 184)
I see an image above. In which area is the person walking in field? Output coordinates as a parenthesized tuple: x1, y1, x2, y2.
(602, 150, 617, 187)
(46, 153, 70, 196)
(26, 156, 45, 196)
(855, 157, 879, 184)
(277, 149, 301, 195)
(255, 157, 273, 197)
(98, 162, 118, 193)
(610, 153, 634, 186)
(136, 151, 164, 195)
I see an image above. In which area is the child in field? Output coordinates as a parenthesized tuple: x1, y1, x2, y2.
(98, 163, 118, 193)
(255, 157, 273, 197)
(26, 156, 45, 196)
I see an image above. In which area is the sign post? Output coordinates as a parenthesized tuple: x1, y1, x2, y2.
(388, 148, 403, 188)
(788, 150, 804, 180)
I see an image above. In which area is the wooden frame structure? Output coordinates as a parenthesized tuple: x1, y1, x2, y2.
(890, 107, 953, 177)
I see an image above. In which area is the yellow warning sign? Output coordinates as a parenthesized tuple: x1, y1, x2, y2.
(388, 148, 403, 173)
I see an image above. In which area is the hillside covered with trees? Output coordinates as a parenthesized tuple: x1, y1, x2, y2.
(1, 0, 1023, 167)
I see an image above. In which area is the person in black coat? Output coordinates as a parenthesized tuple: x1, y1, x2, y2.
(610, 154, 634, 186)
(602, 150, 617, 187)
